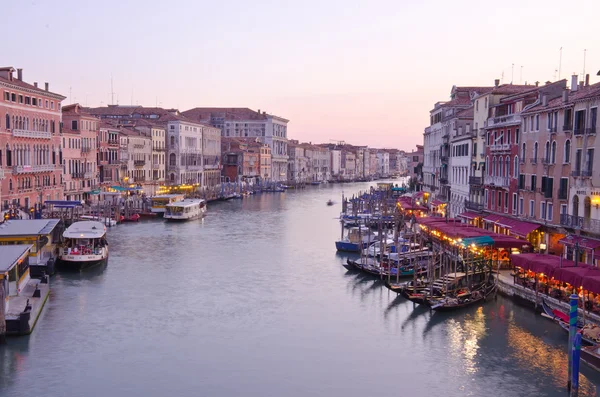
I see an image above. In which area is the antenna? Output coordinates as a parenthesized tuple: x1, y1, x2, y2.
(69, 86, 72, 104)
(558, 47, 563, 80)
(131, 87, 133, 106)
(110, 74, 115, 105)
(511, 63, 514, 84)
(501, 71, 504, 84)
(583, 49, 587, 80)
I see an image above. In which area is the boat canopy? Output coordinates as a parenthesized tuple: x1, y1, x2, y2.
(460, 236, 495, 247)
(63, 221, 106, 239)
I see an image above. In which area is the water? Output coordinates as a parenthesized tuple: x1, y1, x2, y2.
(2, 182, 600, 397)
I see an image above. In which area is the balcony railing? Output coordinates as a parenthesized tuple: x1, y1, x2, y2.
(134, 160, 146, 167)
(469, 176, 482, 186)
(487, 113, 521, 128)
(486, 175, 510, 187)
(530, 158, 538, 164)
(71, 172, 84, 179)
(549, 126, 557, 133)
(439, 178, 448, 184)
(574, 128, 585, 136)
(560, 214, 600, 233)
(81, 146, 92, 153)
(84, 171, 94, 179)
(108, 139, 119, 145)
(572, 170, 592, 177)
(134, 176, 146, 183)
(440, 155, 448, 162)
(12, 129, 52, 139)
(563, 123, 573, 132)
(13, 164, 56, 174)
(489, 143, 511, 152)
(442, 135, 449, 143)
(586, 127, 597, 135)
(465, 200, 483, 212)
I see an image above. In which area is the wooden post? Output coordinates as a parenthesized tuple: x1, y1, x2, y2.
(0, 283, 5, 344)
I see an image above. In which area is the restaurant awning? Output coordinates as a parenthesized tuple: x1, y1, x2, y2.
(460, 236, 495, 247)
(558, 235, 600, 251)
(457, 211, 482, 220)
(413, 191, 425, 199)
(511, 253, 577, 277)
(431, 199, 446, 207)
(483, 213, 502, 223)
(482, 214, 540, 238)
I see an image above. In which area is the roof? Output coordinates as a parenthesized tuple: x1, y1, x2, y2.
(182, 107, 269, 122)
(522, 82, 600, 115)
(157, 112, 212, 127)
(0, 244, 32, 273)
(0, 219, 60, 236)
(63, 221, 106, 239)
(0, 67, 66, 99)
(166, 199, 206, 207)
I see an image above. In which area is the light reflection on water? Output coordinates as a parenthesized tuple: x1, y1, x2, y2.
(0, 181, 599, 397)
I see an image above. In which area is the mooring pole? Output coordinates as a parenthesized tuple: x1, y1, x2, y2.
(568, 293, 578, 391)
(571, 333, 582, 397)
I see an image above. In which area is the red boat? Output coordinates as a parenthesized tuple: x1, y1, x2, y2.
(122, 213, 140, 222)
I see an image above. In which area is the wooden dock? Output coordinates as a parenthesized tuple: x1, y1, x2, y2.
(5, 277, 50, 336)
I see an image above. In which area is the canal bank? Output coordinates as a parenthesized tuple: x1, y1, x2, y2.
(1, 182, 600, 397)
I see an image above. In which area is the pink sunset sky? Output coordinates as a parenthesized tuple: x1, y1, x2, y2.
(5, 0, 600, 151)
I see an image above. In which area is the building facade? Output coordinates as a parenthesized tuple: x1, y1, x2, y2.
(0, 67, 65, 210)
(97, 122, 121, 188)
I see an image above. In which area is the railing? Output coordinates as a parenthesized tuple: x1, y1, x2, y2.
(586, 127, 597, 135)
(489, 143, 511, 152)
(563, 123, 573, 132)
(549, 126, 557, 133)
(13, 164, 56, 173)
(108, 139, 119, 145)
(469, 176, 482, 185)
(84, 171, 94, 179)
(71, 172, 84, 179)
(574, 128, 585, 136)
(541, 158, 553, 165)
(572, 170, 592, 177)
(487, 113, 521, 128)
(486, 175, 510, 187)
(479, 129, 486, 137)
(559, 214, 600, 233)
(134, 160, 146, 167)
(133, 144, 145, 149)
(530, 158, 538, 164)
(465, 200, 483, 211)
(442, 135, 449, 143)
(440, 155, 448, 162)
(467, 130, 477, 138)
(439, 178, 448, 184)
(154, 147, 166, 151)
(134, 176, 145, 182)
(12, 129, 52, 139)
(81, 146, 92, 153)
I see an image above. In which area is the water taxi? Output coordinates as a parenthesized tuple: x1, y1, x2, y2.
(164, 199, 207, 221)
(80, 215, 117, 227)
(58, 221, 108, 270)
(150, 194, 185, 215)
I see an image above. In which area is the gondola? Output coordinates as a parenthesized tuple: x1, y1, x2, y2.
(429, 279, 497, 312)
(327, 200, 334, 206)
(542, 299, 596, 345)
(346, 258, 383, 277)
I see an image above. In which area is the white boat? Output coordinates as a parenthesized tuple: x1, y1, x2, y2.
(150, 194, 185, 215)
(58, 221, 108, 270)
(80, 215, 117, 227)
(164, 199, 207, 221)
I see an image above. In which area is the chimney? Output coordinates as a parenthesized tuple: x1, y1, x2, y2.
(258, 109, 260, 114)
(44, 82, 49, 92)
(562, 89, 569, 103)
(542, 94, 548, 106)
(571, 75, 578, 91)
(535, 81, 539, 87)
(586, 74, 590, 86)
(494, 79, 500, 87)
(17, 68, 22, 81)
(33, 82, 38, 88)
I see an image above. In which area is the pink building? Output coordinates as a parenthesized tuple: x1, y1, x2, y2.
(98, 122, 121, 187)
(61, 104, 99, 201)
(0, 67, 65, 211)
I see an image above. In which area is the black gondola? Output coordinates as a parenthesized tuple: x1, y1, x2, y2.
(429, 279, 497, 312)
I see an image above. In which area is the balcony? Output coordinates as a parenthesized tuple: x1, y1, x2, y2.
(439, 177, 448, 184)
(440, 155, 448, 163)
(489, 143, 511, 152)
(549, 126, 557, 133)
(467, 129, 477, 138)
(108, 139, 119, 145)
(487, 113, 521, 128)
(486, 175, 510, 187)
(586, 127, 597, 135)
(154, 146, 166, 151)
(133, 144, 145, 149)
(465, 200, 483, 212)
(84, 171, 94, 179)
(559, 214, 600, 233)
(13, 164, 56, 174)
(574, 128, 585, 136)
(563, 123, 573, 132)
(530, 158, 538, 164)
(469, 176, 482, 186)
(134, 160, 146, 167)
(81, 146, 92, 153)
(134, 176, 146, 183)
(12, 129, 52, 139)
(442, 135, 449, 143)
(572, 170, 592, 178)
(71, 172, 84, 179)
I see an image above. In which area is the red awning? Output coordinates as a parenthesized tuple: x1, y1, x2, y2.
(558, 235, 600, 251)
(509, 219, 540, 238)
(511, 253, 577, 277)
(483, 213, 502, 223)
(552, 266, 598, 288)
(583, 276, 600, 295)
(413, 191, 425, 199)
(457, 211, 482, 220)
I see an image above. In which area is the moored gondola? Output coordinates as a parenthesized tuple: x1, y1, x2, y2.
(429, 279, 497, 312)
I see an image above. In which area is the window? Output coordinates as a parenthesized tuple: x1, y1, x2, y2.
(498, 191, 502, 209)
(547, 202, 553, 221)
(587, 148, 594, 172)
(533, 142, 538, 162)
(5, 114, 9, 129)
(515, 128, 520, 144)
(518, 174, 525, 189)
(544, 141, 550, 162)
(591, 108, 598, 132)
(521, 143, 526, 159)
(523, 117, 528, 132)
(512, 193, 517, 214)
(541, 202, 547, 220)
(561, 204, 568, 216)
(18, 95, 23, 104)
(535, 115, 540, 130)
(551, 141, 556, 163)
(565, 140, 571, 163)
(505, 192, 509, 212)
(529, 200, 534, 217)
(514, 156, 519, 178)
(519, 197, 524, 215)
(559, 178, 568, 200)
(531, 174, 537, 191)
(3, 92, 8, 101)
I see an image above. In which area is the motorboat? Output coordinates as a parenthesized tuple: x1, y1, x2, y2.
(58, 221, 108, 270)
(164, 199, 207, 221)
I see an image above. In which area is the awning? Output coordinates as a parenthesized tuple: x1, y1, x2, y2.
(413, 191, 425, 199)
(431, 199, 446, 207)
(483, 213, 502, 223)
(511, 253, 576, 276)
(460, 236, 495, 247)
(558, 235, 600, 251)
(509, 219, 540, 238)
(457, 211, 482, 220)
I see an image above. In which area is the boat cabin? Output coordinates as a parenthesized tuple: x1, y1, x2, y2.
(0, 244, 33, 311)
(0, 219, 62, 276)
(62, 221, 107, 256)
(151, 194, 185, 213)
(164, 199, 207, 220)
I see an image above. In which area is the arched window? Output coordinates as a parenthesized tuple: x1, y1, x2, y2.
(564, 139, 571, 163)
(169, 153, 176, 166)
(499, 157, 504, 177)
(5, 114, 10, 129)
(492, 157, 496, 176)
(506, 155, 510, 178)
(573, 195, 580, 217)
(551, 141, 557, 164)
(545, 141, 550, 163)
(521, 143, 526, 159)
(170, 136, 175, 147)
(514, 156, 519, 178)
(9, 179, 12, 191)
(485, 156, 489, 175)
(534, 142, 539, 162)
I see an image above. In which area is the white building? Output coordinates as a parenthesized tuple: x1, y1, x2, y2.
(376, 151, 390, 177)
(202, 125, 221, 189)
(120, 127, 152, 191)
(330, 149, 341, 179)
(161, 113, 204, 186)
(181, 107, 289, 182)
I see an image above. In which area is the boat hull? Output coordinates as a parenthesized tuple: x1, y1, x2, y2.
(581, 346, 600, 372)
(336, 241, 360, 252)
(57, 256, 108, 271)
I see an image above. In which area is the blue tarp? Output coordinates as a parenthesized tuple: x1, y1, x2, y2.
(460, 236, 495, 247)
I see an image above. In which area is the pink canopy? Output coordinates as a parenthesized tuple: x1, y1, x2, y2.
(511, 253, 577, 277)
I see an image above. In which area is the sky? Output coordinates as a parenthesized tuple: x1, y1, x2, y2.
(5, 0, 600, 151)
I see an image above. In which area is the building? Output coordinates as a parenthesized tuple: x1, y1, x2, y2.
(120, 126, 152, 190)
(407, 145, 423, 181)
(303, 144, 330, 182)
(161, 113, 205, 186)
(202, 125, 222, 189)
(446, 107, 476, 216)
(181, 108, 289, 182)
(288, 140, 307, 183)
(0, 67, 65, 210)
(97, 122, 121, 188)
(341, 150, 356, 180)
(221, 137, 264, 184)
(376, 151, 390, 178)
(130, 119, 167, 195)
(61, 104, 99, 201)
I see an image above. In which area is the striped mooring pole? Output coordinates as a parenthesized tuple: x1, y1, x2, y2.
(568, 293, 578, 391)
(571, 333, 582, 397)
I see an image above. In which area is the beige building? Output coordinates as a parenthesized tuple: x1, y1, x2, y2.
(120, 127, 152, 191)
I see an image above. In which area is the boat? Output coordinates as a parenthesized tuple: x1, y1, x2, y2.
(335, 226, 373, 252)
(581, 344, 600, 372)
(150, 194, 185, 215)
(80, 215, 117, 227)
(346, 258, 382, 276)
(311, 181, 321, 186)
(429, 277, 497, 311)
(122, 213, 140, 222)
(164, 199, 207, 221)
(58, 221, 108, 270)
(541, 300, 596, 345)
(327, 200, 334, 206)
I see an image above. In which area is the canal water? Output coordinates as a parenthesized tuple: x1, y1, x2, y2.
(2, 182, 600, 397)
